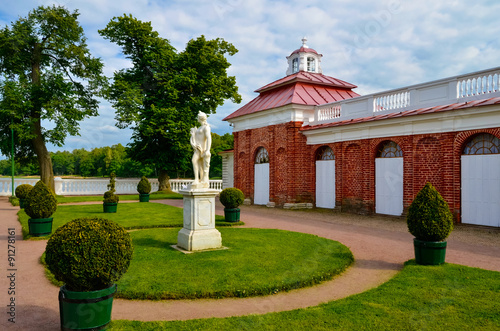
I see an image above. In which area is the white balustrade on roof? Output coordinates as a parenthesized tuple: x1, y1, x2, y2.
(0, 178, 223, 196)
(312, 67, 500, 125)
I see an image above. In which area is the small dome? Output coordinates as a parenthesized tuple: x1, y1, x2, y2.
(290, 37, 319, 55)
(290, 47, 318, 56)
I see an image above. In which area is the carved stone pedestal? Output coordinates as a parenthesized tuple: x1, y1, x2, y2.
(177, 189, 222, 251)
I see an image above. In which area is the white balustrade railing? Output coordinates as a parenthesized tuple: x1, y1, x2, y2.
(0, 178, 223, 196)
(317, 104, 341, 121)
(373, 90, 410, 112)
(0, 178, 39, 197)
(313, 66, 500, 125)
(169, 179, 193, 192)
(457, 71, 500, 98)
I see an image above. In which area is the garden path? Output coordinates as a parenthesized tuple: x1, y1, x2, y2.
(0, 197, 499, 330)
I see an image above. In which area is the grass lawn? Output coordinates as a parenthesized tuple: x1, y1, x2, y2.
(56, 192, 182, 204)
(8, 192, 182, 206)
(110, 261, 500, 330)
(42, 227, 353, 300)
(117, 228, 353, 300)
(19, 202, 238, 239)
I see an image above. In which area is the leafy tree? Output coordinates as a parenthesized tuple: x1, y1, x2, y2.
(99, 15, 240, 191)
(0, 159, 12, 175)
(72, 148, 89, 175)
(52, 151, 75, 175)
(0, 5, 106, 191)
(78, 152, 95, 177)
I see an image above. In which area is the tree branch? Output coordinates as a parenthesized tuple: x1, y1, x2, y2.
(45, 52, 76, 84)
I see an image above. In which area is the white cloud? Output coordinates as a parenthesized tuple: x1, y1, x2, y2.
(2, 0, 500, 153)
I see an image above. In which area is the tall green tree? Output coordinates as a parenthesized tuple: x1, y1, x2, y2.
(0, 5, 106, 191)
(99, 15, 240, 191)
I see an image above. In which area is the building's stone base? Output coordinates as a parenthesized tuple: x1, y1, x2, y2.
(283, 202, 313, 210)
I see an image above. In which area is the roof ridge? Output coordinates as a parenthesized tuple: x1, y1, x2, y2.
(256, 72, 357, 93)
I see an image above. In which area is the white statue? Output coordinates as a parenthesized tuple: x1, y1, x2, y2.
(190, 111, 211, 189)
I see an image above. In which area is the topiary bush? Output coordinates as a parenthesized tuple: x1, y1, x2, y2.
(24, 181, 57, 219)
(45, 217, 133, 292)
(15, 184, 33, 199)
(103, 190, 119, 203)
(103, 172, 119, 203)
(137, 176, 151, 194)
(219, 187, 245, 209)
(407, 182, 454, 242)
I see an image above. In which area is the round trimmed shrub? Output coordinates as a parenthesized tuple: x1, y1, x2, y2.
(219, 188, 245, 209)
(103, 190, 120, 203)
(137, 176, 151, 194)
(24, 181, 57, 219)
(45, 217, 133, 292)
(15, 184, 33, 199)
(103, 172, 119, 203)
(407, 182, 453, 242)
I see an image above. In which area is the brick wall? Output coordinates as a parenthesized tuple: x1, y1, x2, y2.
(233, 123, 500, 222)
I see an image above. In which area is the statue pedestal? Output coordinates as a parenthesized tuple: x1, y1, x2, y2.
(177, 189, 222, 251)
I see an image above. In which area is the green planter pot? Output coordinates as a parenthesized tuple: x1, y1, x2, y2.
(59, 284, 116, 331)
(224, 208, 241, 222)
(103, 202, 118, 213)
(19, 198, 25, 209)
(139, 193, 150, 202)
(28, 218, 53, 237)
(413, 238, 447, 265)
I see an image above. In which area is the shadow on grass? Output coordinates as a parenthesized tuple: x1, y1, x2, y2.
(131, 237, 177, 249)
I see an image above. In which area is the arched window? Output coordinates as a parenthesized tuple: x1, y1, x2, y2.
(255, 147, 269, 164)
(307, 57, 316, 72)
(292, 58, 299, 73)
(316, 146, 334, 160)
(377, 141, 402, 158)
(463, 133, 500, 155)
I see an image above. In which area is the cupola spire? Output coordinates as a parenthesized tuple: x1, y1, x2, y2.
(301, 36, 308, 48)
(286, 38, 323, 76)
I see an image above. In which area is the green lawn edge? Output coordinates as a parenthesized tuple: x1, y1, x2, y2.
(109, 261, 500, 330)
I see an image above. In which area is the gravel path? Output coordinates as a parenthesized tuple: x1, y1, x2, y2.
(1, 197, 498, 330)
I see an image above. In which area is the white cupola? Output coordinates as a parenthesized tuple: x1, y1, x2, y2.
(286, 37, 323, 76)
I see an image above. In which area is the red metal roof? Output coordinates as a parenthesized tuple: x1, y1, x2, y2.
(290, 46, 319, 55)
(301, 97, 500, 131)
(256, 72, 357, 93)
(224, 72, 359, 121)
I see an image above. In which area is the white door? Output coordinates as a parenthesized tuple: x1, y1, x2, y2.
(254, 163, 270, 205)
(375, 157, 404, 216)
(461, 154, 500, 227)
(316, 160, 335, 208)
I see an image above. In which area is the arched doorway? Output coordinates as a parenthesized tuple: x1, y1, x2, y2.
(315, 146, 335, 208)
(254, 147, 270, 205)
(461, 133, 500, 226)
(375, 141, 403, 216)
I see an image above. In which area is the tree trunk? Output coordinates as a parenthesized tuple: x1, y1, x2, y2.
(32, 119, 55, 192)
(30, 42, 55, 193)
(158, 169, 172, 192)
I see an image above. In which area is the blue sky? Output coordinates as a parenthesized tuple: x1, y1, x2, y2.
(1, 0, 500, 155)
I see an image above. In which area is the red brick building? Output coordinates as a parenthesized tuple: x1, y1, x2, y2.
(224, 39, 500, 227)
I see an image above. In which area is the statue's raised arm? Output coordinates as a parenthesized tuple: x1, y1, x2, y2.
(191, 112, 211, 189)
